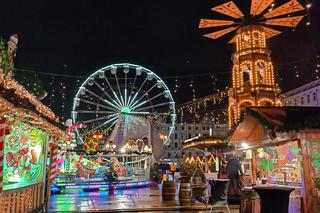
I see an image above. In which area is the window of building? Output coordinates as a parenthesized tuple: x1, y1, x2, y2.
(174, 134, 177, 139)
(307, 95, 310, 103)
(175, 142, 178, 148)
(202, 126, 205, 130)
(195, 126, 198, 130)
(301, 97, 304, 105)
(294, 99, 297, 105)
(188, 134, 191, 139)
(168, 152, 171, 158)
(181, 135, 184, 140)
(313, 93, 317, 101)
(207, 126, 210, 130)
(188, 126, 191, 130)
(181, 126, 185, 131)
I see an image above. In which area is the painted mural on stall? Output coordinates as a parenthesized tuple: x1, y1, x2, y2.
(3, 122, 47, 190)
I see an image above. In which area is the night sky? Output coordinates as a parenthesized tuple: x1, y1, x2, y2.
(1, 0, 320, 119)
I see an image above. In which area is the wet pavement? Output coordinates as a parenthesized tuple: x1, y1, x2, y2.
(50, 185, 239, 212)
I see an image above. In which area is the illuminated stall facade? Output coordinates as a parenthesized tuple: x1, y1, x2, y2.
(230, 106, 320, 213)
(0, 35, 65, 212)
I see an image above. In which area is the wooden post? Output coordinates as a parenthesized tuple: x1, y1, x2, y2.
(298, 135, 316, 213)
(251, 150, 257, 185)
(46, 140, 58, 212)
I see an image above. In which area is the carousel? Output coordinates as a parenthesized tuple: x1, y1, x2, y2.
(53, 63, 176, 193)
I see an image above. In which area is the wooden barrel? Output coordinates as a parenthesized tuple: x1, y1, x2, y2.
(179, 176, 190, 183)
(179, 183, 194, 203)
(162, 181, 176, 201)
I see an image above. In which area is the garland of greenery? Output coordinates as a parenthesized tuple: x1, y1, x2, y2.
(0, 37, 11, 76)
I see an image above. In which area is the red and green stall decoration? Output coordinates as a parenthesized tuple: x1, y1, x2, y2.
(0, 118, 10, 195)
(2, 121, 47, 191)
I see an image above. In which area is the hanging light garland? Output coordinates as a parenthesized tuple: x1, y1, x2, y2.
(178, 90, 227, 113)
(0, 73, 58, 121)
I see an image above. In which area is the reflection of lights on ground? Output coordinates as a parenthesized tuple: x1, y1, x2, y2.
(80, 199, 95, 211)
(50, 186, 163, 212)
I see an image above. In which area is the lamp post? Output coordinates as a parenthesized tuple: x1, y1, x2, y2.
(160, 134, 168, 142)
(93, 134, 104, 151)
(105, 141, 116, 153)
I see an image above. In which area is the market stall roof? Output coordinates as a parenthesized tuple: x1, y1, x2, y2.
(0, 73, 58, 122)
(229, 106, 320, 147)
(183, 135, 232, 151)
(0, 96, 65, 140)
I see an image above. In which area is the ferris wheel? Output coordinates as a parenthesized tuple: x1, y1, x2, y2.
(72, 63, 176, 146)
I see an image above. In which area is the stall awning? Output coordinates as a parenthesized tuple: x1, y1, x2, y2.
(230, 106, 320, 147)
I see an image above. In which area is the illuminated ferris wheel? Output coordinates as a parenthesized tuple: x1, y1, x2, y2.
(72, 63, 176, 145)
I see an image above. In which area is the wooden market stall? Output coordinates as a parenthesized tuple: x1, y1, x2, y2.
(183, 136, 232, 178)
(0, 36, 66, 212)
(229, 106, 320, 213)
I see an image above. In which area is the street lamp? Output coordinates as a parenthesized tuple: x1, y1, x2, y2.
(160, 134, 168, 142)
(93, 134, 103, 139)
(105, 141, 116, 153)
(121, 143, 132, 153)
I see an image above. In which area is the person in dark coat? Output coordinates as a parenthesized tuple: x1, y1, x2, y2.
(226, 156, 243, 191)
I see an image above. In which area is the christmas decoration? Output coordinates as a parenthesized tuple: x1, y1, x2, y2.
(198, 0, 307, 128)
(14, 72, 46, 98)
(62, 119, 86, 148)
(0, 34, 18, 79)
(0, 118, 10, 195)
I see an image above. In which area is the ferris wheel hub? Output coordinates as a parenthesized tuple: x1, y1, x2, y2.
(121, 107, 131, 114)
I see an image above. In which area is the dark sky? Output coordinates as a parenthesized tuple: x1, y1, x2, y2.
(1, 0, 320, 118)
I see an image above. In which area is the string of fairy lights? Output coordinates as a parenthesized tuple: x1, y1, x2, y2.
(12, 52, 320, 121)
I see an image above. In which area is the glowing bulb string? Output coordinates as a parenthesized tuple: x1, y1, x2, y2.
(14, 56, 318, 79)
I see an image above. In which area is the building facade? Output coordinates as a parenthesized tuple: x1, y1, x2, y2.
(156, 118, 228, 166)
(282, 79, 320, 107)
